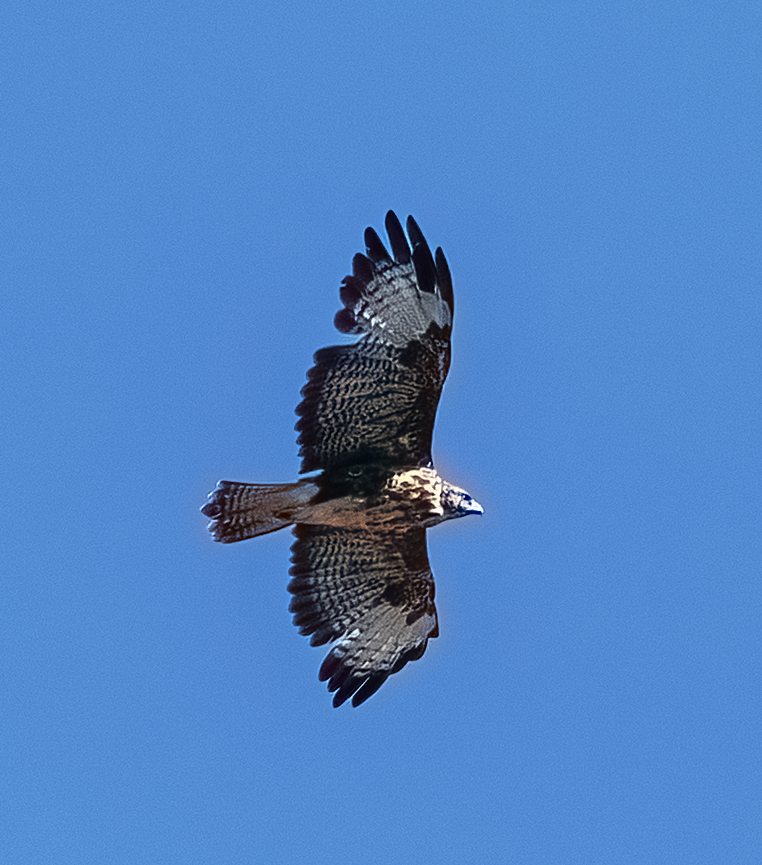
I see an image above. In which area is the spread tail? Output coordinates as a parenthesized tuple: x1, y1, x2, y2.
(201, 479, 317, 543)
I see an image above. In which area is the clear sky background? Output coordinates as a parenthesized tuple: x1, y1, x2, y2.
(3, 2, 760, 863)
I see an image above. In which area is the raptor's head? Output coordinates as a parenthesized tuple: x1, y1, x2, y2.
(442, 483, 484, 520)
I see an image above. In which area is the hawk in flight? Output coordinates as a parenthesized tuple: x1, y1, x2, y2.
(202, 212, 482, 707)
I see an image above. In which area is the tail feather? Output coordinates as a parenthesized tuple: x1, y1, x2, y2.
(201, 480, 317, 543)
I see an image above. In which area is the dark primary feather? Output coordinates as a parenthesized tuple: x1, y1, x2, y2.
(288, 524, 438, 707)
(435, 247, 454, 314)
(364, 226, 392, 264)
(295, 211, 454, 473)
(385, 211, 411, 264)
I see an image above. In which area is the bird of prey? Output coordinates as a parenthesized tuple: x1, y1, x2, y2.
(201, 211, 482, 707)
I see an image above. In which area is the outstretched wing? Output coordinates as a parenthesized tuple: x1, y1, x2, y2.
(295, 211, 454, 473)
(287, 524, 439, 707)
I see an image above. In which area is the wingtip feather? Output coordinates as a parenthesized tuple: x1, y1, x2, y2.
(352, 252, 374, 284)
(385, 211, 411, 264)
(435, 247, 454, 316)
(365, 226, 391, 263)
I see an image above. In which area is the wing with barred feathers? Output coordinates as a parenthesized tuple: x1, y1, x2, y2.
(287, 524, 438, 707)
(295, 212, 454, 473)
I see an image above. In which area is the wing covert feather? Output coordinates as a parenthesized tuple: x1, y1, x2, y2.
(295, 336, 449, 471)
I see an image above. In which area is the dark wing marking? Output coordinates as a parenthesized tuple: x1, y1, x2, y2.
(287, 524, 438, 707)
(295, 212, 453, 473)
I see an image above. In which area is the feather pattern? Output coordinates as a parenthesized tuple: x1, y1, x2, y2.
(295, 213, 453, 473)
(288, 524, 438, 707)
(201, 212, 482, 707)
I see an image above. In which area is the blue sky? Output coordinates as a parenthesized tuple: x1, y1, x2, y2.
(3, 2, 760, 862)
